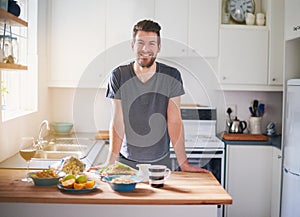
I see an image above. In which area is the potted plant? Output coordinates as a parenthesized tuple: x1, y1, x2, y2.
(1, 81, 9, 110)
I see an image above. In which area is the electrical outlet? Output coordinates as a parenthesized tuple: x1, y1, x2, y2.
(225, 104, 237, 119)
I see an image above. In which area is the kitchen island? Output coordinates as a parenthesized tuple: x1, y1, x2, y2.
(0, 169, 232, 217)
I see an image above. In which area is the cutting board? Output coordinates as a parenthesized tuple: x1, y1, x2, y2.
(222, 133, 269, 141)
(94, 130, 109, 140)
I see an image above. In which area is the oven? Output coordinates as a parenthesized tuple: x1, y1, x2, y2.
(170, 149, 224, 186)
(170, 106, 225, 217)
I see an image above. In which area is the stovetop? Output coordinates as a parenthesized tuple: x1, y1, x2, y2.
(184, 135, 224, 149)
(178, 106, 224, 149)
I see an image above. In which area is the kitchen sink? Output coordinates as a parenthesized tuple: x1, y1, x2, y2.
(43, 144, 88, 152)
(33, 150, 81, 160)
(32, 137, 95, 160)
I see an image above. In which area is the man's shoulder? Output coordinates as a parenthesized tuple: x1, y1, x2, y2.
(112, 63, 132, 74)
(157, 62, 181, 78)
(157, 62, 177, 71)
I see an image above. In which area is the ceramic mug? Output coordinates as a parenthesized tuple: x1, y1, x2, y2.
(136, 164, 151, 182)
(148, 165, 171, 188)
(245, 13, 255, 25)
(248, 117, 262, 134)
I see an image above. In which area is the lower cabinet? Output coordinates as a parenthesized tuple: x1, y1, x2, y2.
(225, 145, 281, 217)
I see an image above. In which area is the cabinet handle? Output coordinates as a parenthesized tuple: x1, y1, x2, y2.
(222, 76, 226, 80)
(272, 78, 276, 82)
(278, 155, 282, 159)
(293, 25, 300, 32)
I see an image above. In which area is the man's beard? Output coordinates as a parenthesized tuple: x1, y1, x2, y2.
(137, 56, 156, 68)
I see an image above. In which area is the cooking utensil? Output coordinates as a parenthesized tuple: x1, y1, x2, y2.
(226, 107, 232, 121)
(258, 103, 265, 117)
(249, 106, 255, 116)
(252, 99, 259, 117)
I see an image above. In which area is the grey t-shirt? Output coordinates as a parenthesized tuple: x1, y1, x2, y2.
(106, 62, 185, 162)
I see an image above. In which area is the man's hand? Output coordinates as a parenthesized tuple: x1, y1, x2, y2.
(180, 161, 210, 173)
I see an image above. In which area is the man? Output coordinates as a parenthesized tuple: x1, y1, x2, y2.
(106, 19, 208, 173)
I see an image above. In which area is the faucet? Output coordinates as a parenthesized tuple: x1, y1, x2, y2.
(37, 120, 50, 149)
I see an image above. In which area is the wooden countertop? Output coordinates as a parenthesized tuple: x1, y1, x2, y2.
(0, 169, 232, 205)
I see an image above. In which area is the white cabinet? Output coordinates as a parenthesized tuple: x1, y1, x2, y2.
(155, 0, 219, 57)
(155, 0, 188, 57)
(189, 0, 219, 57)
(106, 0, 155, 49)
(219, 26, 269, 85)
(225, 145, 273, 217)
(268, 0, 284, 85)
(285, 0, 300, 41)
(48, 0, 106, 87)
(219, 0, 284, 90)
(271, 147, 282, 217)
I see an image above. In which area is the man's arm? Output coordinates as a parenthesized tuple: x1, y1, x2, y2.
(107, 99, 124, 165)
(168, 96, 209, 173)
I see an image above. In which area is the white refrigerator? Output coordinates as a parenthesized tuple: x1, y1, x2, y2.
(281, 79, 300, 217)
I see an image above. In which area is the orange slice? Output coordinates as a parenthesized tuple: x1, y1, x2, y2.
(85, 180, 95, 189)
(74, 182, 86, 190)
(61, 178, 75, 188)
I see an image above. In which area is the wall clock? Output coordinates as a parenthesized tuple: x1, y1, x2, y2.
(229, 0, 255, 23)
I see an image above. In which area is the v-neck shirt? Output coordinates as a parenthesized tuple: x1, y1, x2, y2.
(106, 61, 185, 162)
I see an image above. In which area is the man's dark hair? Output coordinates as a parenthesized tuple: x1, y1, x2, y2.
(133, 19, 161, 45)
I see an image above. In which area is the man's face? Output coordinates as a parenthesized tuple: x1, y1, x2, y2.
(132, 31, 160, 68)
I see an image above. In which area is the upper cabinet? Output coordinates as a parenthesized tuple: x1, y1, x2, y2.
(218, 0, 284, 91)
(0, 8, 28, 70)
(285, 0, 300, 41)
(106, 0, 155, 49)
(48, 0, 106, 87)
(154, 0, 188, 57)
(48, 0, 220, 87)
(189, 0, 219, 57)
(219, 26, 268, 85)
(155, 0, 219, 57)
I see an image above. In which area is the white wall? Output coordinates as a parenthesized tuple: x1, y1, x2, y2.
(49, 88, 112, 133)
(221, 91, 283, 134)
(49, 88, 283, 135)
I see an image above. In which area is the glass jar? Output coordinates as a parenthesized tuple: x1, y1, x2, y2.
(0, 35, 19, 63)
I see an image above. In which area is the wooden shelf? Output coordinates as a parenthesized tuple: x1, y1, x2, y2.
(0, 63, 27, 70)
(0, 8, 28, 27)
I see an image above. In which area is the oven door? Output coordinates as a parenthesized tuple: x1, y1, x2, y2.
(170, 149, 224, 186)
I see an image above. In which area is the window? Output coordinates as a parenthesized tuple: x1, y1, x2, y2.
(1, 0, 38, 121)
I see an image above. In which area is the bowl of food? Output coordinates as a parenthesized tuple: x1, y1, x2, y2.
(28, 169, 62, 186)
(102, 175, 143, 192)
(52, 122, 73, 134)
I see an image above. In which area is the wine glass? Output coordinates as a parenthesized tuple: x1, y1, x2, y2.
(19, 137, 37, 182)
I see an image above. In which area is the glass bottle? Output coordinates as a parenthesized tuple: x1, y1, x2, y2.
(222, 0, 231, 24)
(0, 35, 19, 63)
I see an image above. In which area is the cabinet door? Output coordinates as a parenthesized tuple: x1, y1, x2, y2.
(155, 0, 188, 57)
(106, 0, 155, 49)
(285, 0, 300, 41)
(49, 0, 106, 87)
(268, 0, 284, 85)
(225, 145, 272, 217)
(271, 147, 282, 217)
(219, 27, 269, 85)
(189, 0, 219, 57)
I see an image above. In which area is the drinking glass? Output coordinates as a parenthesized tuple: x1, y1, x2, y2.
(19, 137, 36, 182)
